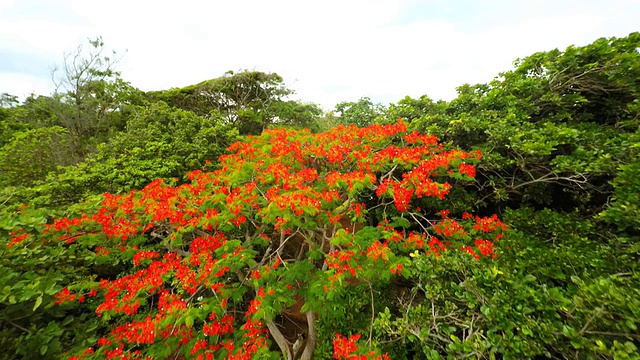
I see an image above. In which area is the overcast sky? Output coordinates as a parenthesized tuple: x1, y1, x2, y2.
(1, 0, 638, 110)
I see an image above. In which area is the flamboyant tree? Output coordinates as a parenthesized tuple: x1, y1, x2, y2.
(8, 121, 508, 359)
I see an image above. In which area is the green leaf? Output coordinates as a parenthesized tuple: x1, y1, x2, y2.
(185, 315, 194, 328)
(62, 315, 75, 326)
(33, 294, 43, 311)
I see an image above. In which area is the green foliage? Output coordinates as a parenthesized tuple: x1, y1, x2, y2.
(376, 244, 640, 359)
(52, 37, 142, 157)
(27, 102, 239, 207)
(9, 94, 71, 130)
(0, 204, 105, 360)
(599, 132, 640, 231)
(407, 33, 640, 215)
(313, 284, 375, 358)
(372, 32, 640, 360)
(77, 101, 237, 192)
(382, 95, 447, 126)
(0, 126, 77, 187)
(0, 93, 27, 147)
(146, 70, 305, 135)
(335, 96, 386, 127)
(271, 100, 324, 132)
(0, 93, 18, 107)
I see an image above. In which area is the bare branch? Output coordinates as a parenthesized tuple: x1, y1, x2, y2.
(266, 320, 293, 360)
(300, 310, 317, 360)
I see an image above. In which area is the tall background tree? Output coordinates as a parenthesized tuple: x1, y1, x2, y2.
(334, 96, 386, 128)
(146, 70, 320, 135)
(51, 36, 140, 157)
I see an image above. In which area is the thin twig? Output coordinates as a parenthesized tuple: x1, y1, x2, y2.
(368, 282, 375, 345)
(8, 320, 30, 334)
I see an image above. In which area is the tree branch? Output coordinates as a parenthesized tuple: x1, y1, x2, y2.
(266, 320, 293, 360)
(300, 310, 316, 360)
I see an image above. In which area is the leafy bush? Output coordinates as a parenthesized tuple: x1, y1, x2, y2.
(0, 126, 77, 187)
(22, 102, 239, 208)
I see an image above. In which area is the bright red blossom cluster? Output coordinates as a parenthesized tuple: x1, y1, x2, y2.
(333, 333, 391, 360)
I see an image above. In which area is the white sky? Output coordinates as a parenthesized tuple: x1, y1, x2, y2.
(1, 0, 638, 110)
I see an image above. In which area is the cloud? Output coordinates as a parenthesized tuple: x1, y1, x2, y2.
(1, 0, 639, 108)
(0, 72, 51, 97)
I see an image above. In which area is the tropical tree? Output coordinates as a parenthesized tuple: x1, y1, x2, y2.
(52, 37, 140, 157)
(270, 100, 323, 132)
(146, 70, 297, 135)
(335, 97, 386, 128)
(6, 121, 506, 359)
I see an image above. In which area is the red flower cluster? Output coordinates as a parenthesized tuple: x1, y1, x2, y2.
(7, 232, 29, 246)
(333, 333, 391, 360)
